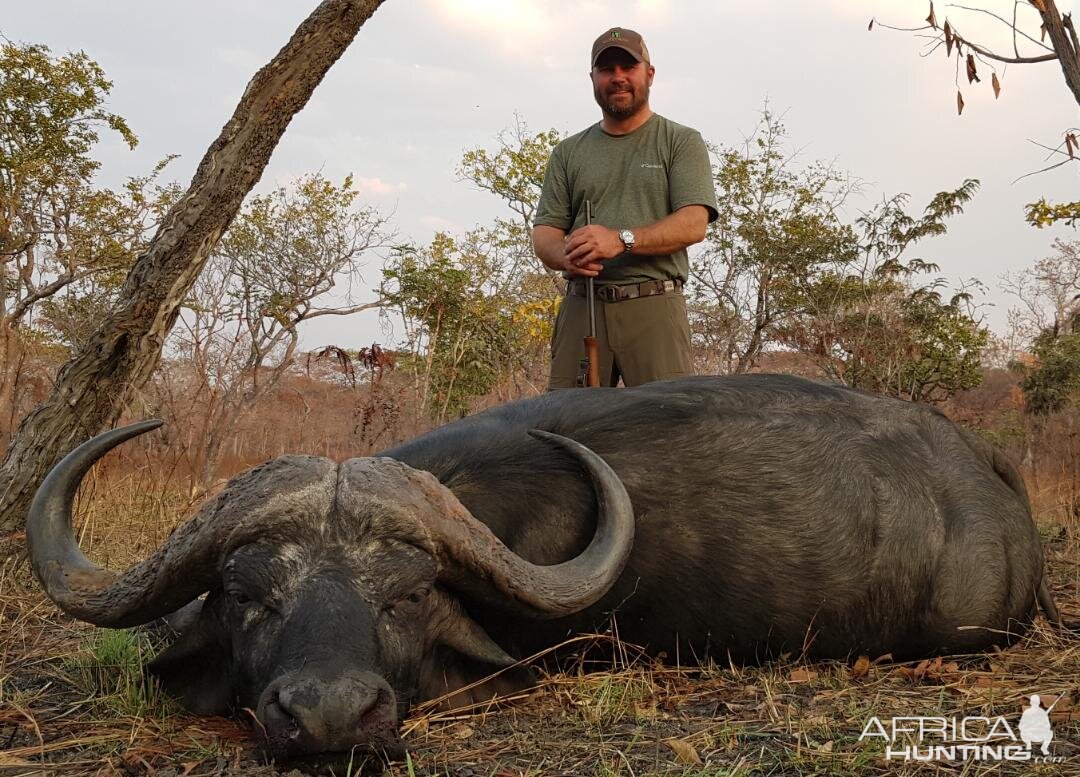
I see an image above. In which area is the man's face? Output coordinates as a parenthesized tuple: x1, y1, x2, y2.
(591, 48, 654, 121)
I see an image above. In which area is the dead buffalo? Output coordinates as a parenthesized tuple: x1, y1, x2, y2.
(28, 374, 1059, 761)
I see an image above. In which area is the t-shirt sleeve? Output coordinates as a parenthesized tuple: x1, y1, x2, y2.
(669, 130, 718, 223)
(533, 143, 573, 231)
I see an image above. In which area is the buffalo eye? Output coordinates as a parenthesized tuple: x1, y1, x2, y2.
(228, 590, 253, 608)
(406, 588, 429, 605)
(390, 586, 430, 615)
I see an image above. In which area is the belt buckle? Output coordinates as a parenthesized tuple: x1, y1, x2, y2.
(598, 285, 618, 302)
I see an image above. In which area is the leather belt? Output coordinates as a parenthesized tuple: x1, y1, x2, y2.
(566, 278, 683, 303)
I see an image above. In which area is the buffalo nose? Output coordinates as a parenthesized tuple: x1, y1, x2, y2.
(259, 671, 400, 758)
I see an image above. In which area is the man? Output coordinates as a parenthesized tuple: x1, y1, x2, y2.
(532, 27, 718, 389)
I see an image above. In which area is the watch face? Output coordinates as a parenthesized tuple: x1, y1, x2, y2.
(620, 229, 634, 247)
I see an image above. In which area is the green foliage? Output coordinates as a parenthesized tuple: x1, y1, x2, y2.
(35, 159, 182, 348)
(692, 109, 859, 373)
(781, 181, 988, 403)
(0, 41, 135, 194)
(213, 172, 385, 331)
(1026, 197, 1080, 228)
(160, 172, 387, 489)
(63, 628, 175, 719)
(457, 118, 562, 227)
(693, 108, 984, 401)
(0, 40, 161, 348)
(1021, 331, 1080, 414)
(383, 229, 546, 420)
(0, 39, 139, 284)
(383, 119, 563, 418)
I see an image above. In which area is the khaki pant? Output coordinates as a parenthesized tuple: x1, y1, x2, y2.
(548, 289, 694, 389)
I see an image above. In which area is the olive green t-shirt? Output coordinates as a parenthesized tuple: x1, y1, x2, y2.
(534, 114, 718, 284)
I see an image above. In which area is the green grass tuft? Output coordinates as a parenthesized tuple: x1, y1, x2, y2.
(62, 627, 176, 719)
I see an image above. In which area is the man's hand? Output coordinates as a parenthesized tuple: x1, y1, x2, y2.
(532, 224, 605, 277)
(565, 225, 625, 274)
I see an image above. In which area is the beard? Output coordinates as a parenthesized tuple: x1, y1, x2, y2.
(593, 81, 650, 121)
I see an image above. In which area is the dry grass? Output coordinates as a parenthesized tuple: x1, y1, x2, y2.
(1, 466, 1078, 777)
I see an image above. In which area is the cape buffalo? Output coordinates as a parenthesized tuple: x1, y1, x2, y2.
(28, 374, 1059, 761)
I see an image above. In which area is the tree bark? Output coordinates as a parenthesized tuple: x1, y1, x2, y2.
(0, 0, 388, 536)
(1041, 1, 1080, 109)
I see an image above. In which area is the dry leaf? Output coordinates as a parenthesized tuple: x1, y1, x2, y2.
(1067, 132, 1078, 159)
(819, 740, 835, 753)
(868, 18, 874, 31)
(895, 658, 940, 684)
(788, 668, 819, 683)
(634, 701, 659, 720)
(1041, 23, 1048, 41)
(1031, 0, 1047, 12)
(992, 72, 1001, 98)
(927, 1, 937, 29)
(852, 655, 872, 678)
(666, 738, 703, 765)
(944, 21, 954, 56)
(451, 723, 474, 739)
(966, 53, 980, 83)
(957, 89, 965, 115)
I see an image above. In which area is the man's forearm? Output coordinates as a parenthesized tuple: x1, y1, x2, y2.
(563, 205, 709, 267)
(533, 225, 578, 273)
(627, 205, 709, 256)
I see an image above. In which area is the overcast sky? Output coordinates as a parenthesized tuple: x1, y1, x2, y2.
(4, 0, 1078, 349)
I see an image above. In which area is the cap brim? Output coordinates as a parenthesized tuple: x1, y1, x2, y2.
(591, 44, 644, 67)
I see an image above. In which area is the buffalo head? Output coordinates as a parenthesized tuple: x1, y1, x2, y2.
(28, 421, 634, 762)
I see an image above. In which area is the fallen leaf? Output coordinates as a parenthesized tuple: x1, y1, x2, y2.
(957, 90, 965, 115)
(451, 723, 474, 739)
(634, 701, 659, 720)
(788, 668, 819, 683)
(819, 740, 834, 753)
(992, 72, 1001, 98)
(666, 738, 703, 765)
(895, 658, 936, 684)
(852, 655, 872, 678)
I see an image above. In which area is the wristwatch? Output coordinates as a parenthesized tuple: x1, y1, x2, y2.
(618, 228, 635, 254)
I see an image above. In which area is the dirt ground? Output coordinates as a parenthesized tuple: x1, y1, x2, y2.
(1, 504, 1078, 777)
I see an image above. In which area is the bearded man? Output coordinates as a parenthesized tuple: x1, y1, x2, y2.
(532, 27, 718, 389)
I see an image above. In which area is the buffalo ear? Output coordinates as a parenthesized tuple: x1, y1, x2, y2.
(147, 603, 234, 714)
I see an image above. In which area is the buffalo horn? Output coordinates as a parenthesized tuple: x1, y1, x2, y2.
(429, 429, 635, 619)
(27, 421, 220, 627)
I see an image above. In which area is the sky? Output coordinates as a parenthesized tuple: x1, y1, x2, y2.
(3, 0, 1078, 350)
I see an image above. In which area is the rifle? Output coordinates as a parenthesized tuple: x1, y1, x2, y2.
(577, 200, 601, 388)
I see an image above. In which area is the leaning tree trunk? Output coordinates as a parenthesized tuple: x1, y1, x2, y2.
(0, 0, 388, 536)
(1040, 1, 1080, 109)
